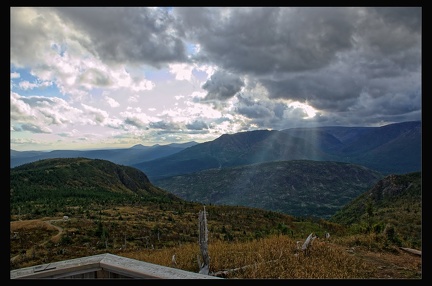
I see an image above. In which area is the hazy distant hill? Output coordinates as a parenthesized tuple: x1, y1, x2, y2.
(10, 141, 198, 168)
(134, 121, 421, 180)
(153, 160, 384, 219)
(329, 172, 422, 248)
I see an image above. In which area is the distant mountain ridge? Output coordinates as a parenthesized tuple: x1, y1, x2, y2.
(10, 141, 198, 168)
(134, 121, 421, 180)
(153, 160, 384, 219)
(11, 121, 421, 180)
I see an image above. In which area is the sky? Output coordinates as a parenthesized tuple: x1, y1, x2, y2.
(10, 7, 422, 151)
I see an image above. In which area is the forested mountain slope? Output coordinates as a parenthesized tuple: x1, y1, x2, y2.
(154, 160, 384, 219)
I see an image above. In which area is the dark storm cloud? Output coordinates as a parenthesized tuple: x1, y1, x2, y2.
(354, 7, 421, 64)
(202, 70, 244, 101)
(373, 7, 421, 30)
(234, 94, 291, 130)
(53, 7, 188, 68)
(236, 95, 278, 119)
(11, 6, 421, 149)
(176, 7, 357, 74)
(17, 7, 419, 123)
(180, 6, 421, 77)
(261, 71, 362, 112)
(174, 7, 421, 125)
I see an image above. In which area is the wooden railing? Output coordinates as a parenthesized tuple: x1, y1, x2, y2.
(10, 253, 223, 279)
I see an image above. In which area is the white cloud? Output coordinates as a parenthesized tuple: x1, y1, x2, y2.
(288, 101, 317, 119)
(105, 96, 120, 108)
(18, 80, 53, 90)
(169, 63, 194, 81)
(80, 103, 109, 124)
(11, 72, 20, 79)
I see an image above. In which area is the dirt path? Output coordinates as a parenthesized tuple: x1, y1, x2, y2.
(10, 219, 65, 263)
(43, 219, 64, 244)
(347, 246, 422, 278)
(319, 241, 422, 278)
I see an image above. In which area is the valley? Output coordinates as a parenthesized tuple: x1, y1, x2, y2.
(10, 157, 422, 279)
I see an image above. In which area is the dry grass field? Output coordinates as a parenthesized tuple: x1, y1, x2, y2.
(10, 212, 421, 279)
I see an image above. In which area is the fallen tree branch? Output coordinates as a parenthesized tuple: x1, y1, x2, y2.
(211, 264, 255, 277)
(211, 252, 284, 278)
(399, 247, 421, 256)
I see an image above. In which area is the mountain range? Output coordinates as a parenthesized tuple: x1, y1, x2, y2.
(11, 121, 421, 183)
(133, 121, 421, 180)
(10, 141, 198, 168)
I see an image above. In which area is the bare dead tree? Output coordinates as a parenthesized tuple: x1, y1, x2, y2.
(302, 232, 317, 256)
(171, 254, 177, 268)
(198, 206, 210, 275)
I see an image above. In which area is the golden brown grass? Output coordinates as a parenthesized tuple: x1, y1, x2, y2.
(119, 234, 375, 279)
(10, 207, 421, 278)
(11, 219, 58, 232)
